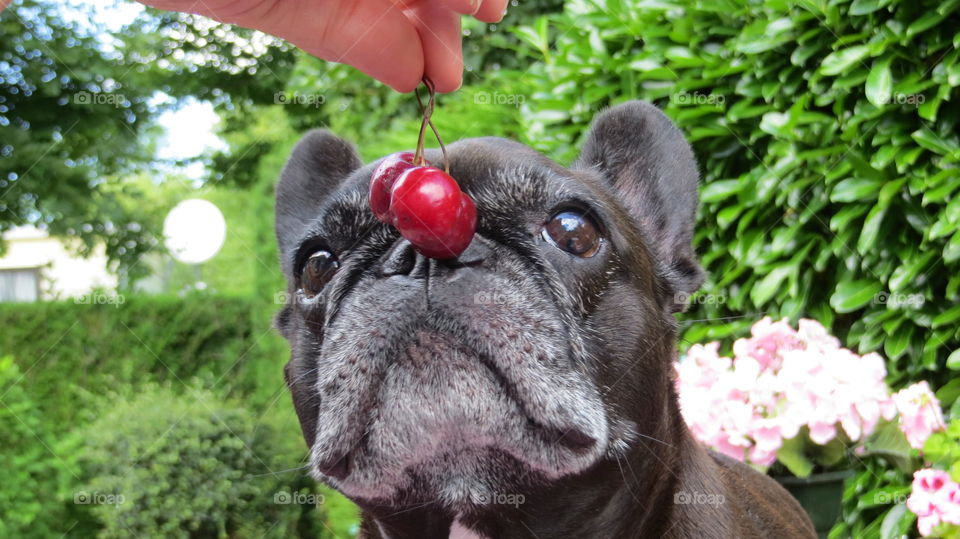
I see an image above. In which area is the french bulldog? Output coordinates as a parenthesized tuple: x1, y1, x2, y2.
(274, 101, 816, 538)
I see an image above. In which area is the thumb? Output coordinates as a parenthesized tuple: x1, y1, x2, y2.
(274, 0, 425, 92)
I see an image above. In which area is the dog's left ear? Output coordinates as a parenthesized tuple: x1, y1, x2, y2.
(574, 101, 703, 311)
(275, 130, 362, 276)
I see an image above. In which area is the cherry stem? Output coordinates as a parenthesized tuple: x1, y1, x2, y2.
(413, 78, 450, 174)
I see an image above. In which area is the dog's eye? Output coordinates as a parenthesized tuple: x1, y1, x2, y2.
(541, 210, 602, 257)
(300, 250, 339, 298)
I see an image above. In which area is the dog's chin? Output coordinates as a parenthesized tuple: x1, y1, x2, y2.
(306, 331, 610, 506)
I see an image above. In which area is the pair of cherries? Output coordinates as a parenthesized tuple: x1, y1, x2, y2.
(369, 152, 476, 259)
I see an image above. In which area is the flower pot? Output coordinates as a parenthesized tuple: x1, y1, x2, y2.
(775, 470, 853, 538)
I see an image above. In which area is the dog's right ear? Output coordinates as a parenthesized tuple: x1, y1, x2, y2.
(574, 102, 703, 312)
(275, 130, 361, 276)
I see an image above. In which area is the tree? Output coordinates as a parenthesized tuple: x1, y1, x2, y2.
(0, 0, 294, 279)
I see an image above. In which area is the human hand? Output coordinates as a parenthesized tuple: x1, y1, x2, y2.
(137, 0, 508, 92)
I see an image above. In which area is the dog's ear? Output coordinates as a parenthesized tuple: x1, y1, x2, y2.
(275, 130, 362, 276)
(574, 101, 703, 311)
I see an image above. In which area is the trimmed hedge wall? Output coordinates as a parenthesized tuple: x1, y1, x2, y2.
(0, 294, 282, 425)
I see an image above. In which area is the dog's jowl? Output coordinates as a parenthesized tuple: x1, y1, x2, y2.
(274, 102, 816, 538)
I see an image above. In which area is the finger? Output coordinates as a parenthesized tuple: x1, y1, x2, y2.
(140, 0, 426, 92)
(474, 0, 508, 22)
(405, 3, 463, 93)
(434, 0, 482, 15)
(271, 0, 426, 92)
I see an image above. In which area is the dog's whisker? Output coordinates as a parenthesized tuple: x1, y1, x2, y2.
(615, 454, 646, 508)
(634, 432, 673, 448)
(382, 499, 438, 519)
(679, 312, 767, 325)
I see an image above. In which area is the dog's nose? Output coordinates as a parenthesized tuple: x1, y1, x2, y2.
(381, 239, 423, 276)
(439, 237, 488, 268)
(381, 238, 489, 277)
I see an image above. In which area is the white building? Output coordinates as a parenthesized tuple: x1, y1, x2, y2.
(0, 226, 117, 302)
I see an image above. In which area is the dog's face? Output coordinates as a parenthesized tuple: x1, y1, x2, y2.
(275, 102, 703, 513)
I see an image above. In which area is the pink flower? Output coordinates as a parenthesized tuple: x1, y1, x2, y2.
(936, 483, 960, 526)
(732, 317, 804, 370)
(676, 317, 897, 472)
(893, 381, 945, 449)
(808, 422, 837, 445)
(917, 514, 940, 537)
(908, 468, 960, 536)
(797, 318, 840, 351)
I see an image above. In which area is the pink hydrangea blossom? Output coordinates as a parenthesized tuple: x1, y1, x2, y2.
(675, 317, 897, 470)
(908, 468, 960, 536)
(892, 381, 945, 449)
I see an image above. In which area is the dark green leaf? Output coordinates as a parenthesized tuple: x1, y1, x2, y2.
(866, 56, 894, 107)
(831, 280, 883, 312)
(821, 45, 871, 75)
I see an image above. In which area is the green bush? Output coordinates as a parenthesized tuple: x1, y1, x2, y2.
(509, 0, 959, 388)
(72, 384, 325, 538)
(0, 356, 77, 537)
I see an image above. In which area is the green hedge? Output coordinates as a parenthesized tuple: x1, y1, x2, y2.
(508, 0, 959, 390)
(0, 293, 282, 425)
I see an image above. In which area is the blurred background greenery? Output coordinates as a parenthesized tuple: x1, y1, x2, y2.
(1, 0, 958, 536)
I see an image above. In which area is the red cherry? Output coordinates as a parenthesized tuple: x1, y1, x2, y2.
(448, 193, 477, 256)
(390, 166, 476, 259)
(369, 152, 416, 222)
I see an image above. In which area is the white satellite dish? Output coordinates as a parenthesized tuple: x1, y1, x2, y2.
(163, 199, 226, 264)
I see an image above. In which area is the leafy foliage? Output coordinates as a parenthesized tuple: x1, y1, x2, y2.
(0, 0, 294, 276)
(0, 356, 77, 537)
(923, 401, 960, 483)
(507, 0, 959, 390)
(74, 384, 325, 538)
(0, 0, 160, 272)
